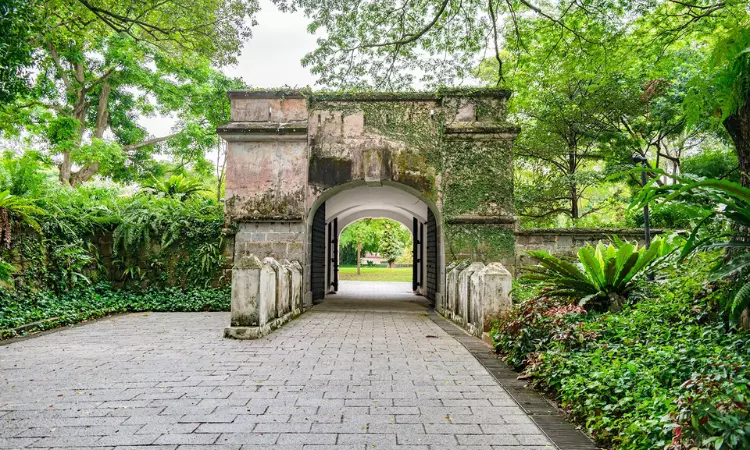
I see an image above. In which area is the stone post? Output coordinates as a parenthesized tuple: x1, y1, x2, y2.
(228, 255, 262, 329)
(278, 260, 292, 317)
(474, 263, 513, 334)
(225, 254, 278, 339)
(446, 261, 468, 320)
(290, 260, 303, 315)
(457, 262, 484, 326)
(263, 257, 281, 321)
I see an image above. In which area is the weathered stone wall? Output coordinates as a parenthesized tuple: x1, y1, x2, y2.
(233, 222, 306, 263)
(218, 88, 521, 310)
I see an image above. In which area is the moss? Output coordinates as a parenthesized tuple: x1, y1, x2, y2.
(225, 192, 305, 221)
(391, 150, 437, 198)
(445, 224, 516, 263)
(441, 140, 515, 219)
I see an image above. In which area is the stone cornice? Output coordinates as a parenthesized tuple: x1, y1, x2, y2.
(217, 121, 308, 141)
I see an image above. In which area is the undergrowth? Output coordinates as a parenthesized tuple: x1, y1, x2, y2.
(0, 283, 230, 339)
(492, 253, 750, 450)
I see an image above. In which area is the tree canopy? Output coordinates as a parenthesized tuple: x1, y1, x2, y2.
(275, 0, 748, 223)
(0, 0, 256, 188)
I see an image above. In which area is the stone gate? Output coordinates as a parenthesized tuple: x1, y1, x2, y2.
(218, 88, 519, 338)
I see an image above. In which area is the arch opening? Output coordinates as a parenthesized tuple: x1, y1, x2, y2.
(307, 183, 442, 307)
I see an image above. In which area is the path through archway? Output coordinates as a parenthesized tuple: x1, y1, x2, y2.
(309, 184, 441, 308)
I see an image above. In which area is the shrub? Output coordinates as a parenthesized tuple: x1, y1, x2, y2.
(666, 362, 750, 450)
(0, 282, 230, 339)
(633, 172, 750, 325)
(490, 296, 596, 369)
(0, 257, 15, 283)
(493, 252, 750, 449)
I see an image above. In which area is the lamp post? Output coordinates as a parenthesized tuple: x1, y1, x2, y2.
(632, 154, 652, 250)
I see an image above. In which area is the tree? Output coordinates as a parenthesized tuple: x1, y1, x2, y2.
(379, 224, 404, 268)
(0, 0, 256, 186)
(0, 0, 39, 103)
(339, 219, 379, 275)
(272, 0, 616, 89)
(663, 3, 750, 186)
(275, 0, 749, 195)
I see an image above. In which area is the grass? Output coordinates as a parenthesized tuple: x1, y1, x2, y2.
(338, 265, 412, 282)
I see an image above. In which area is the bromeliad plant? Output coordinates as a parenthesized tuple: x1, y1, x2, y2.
(522, 237, 675, 312)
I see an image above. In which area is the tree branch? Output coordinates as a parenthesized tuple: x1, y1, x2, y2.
(123, 132, 181, 151)
(48, 43, 72, 94)
(356, 0, 450, 50)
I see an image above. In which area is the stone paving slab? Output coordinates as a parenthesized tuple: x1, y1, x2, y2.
(1, 282, 555, 449)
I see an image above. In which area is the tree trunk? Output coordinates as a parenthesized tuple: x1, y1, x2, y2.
(724, 98, 750, 187)
(356, 244, 362, 275)
(569, 150, 579, 219)
(59, 152, 72, 185)
(724, 97, 750, 330)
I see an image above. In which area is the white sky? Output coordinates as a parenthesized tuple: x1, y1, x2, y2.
(143, 0, 318, 137)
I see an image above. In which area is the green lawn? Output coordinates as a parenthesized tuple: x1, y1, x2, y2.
(338, 265, 412, 282)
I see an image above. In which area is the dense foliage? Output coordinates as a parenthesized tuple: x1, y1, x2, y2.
(0, 153, 230, 337)
(339, 218, 411, 273)
(275, 0, 748, 229)
(0, 283, 229, 339)
(634, 173, 750, 326)
(494, 255, 750, 449)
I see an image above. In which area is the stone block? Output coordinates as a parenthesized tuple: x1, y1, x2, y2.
(225, 256, 305, 340)
(446, 262, 468, 318)
(290, 260, 303, 314)
(262, 257, 281, 321)
(228, 255, 262, 327)
(473, 263, 513, 333)
(457, 262, 485, 326)
(343, 112, 364, 137)
(278, 260, 292, 316)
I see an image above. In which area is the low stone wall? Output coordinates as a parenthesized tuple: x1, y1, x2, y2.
(515, 228, 664, 270)
(438, 261, 513, 338)
(224, 255, 304, 339)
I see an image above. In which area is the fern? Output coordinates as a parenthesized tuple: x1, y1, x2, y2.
(0, 257, 16, 283)
(633, 171, 750, 324)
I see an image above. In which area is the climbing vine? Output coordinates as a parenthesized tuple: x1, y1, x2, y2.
(307, 88, 518, 264)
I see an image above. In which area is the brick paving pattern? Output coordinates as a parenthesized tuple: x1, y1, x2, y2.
(0, 281, 554, 449)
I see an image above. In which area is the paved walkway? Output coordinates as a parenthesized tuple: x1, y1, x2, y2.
(0, 282, 553, 449)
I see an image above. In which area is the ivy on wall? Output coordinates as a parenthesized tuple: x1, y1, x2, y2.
(306, 89, 518, 263)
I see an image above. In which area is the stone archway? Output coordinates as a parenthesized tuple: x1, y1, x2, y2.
(218, 88, 519, 338)
(306, 182, 438, 302)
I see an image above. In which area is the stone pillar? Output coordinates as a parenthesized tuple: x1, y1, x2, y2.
(228, 255, 263, 329)
(263, 257, 280, 322)
(469, 262, 513, 337)
(457, 262, 484, 326)
(441, 90, 519, 272)
(226, 256, 303, 340)
(446, 261, 468, 319)
(278, 260, 292, 317)
(225, 254, 277, 339)
(290, 260, 303, 315)
(475, 263, 513, 333)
